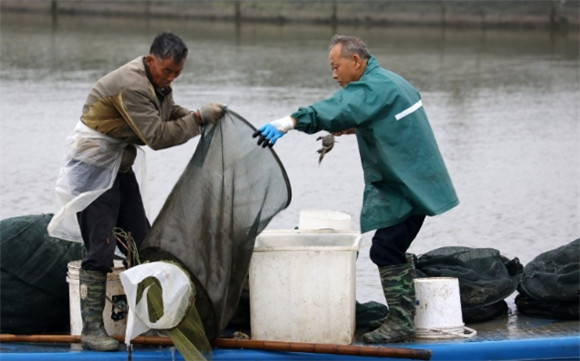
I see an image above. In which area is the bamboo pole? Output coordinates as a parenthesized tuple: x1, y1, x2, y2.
(0, 334, 432, 360)
(213, 337, 432, 360)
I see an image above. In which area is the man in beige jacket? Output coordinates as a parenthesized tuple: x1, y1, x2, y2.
(48, 32, 224, 351)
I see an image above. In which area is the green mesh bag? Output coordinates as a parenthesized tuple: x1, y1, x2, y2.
(516, 239, 579, 320)
(0, 213, 84, 333)
(139, 109, 291, 343)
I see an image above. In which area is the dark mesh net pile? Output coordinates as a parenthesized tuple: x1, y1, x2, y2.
(139, 109, 291, 341)
(0, 214, 84, 333)
(415, 246, 523, 323)
(515, 239, 579, 320)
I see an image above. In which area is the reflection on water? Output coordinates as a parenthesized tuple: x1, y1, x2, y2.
(1, 13, 578, 302)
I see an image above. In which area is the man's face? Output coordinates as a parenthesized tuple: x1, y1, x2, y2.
(329, 44, 361, 87)
(145, 55, 185, 88)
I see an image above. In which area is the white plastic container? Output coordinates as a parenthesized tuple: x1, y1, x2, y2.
(249, 229, 361, 345)
(67, 260, 127, 336)
(414, 277, 476, 339)
(298, 209, 352, 231)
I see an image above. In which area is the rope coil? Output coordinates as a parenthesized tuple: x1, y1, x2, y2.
(415, 325, 477, 339)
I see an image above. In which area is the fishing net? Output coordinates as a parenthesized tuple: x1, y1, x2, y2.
(515, 239, 579, 320)
(0, 213, 84, 333)
(139, 109, 291, 346)
(415, 246, 523, 323)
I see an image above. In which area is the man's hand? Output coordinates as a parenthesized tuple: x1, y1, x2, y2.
(198, 103, 227, 125)
(252, 116, 294, 148)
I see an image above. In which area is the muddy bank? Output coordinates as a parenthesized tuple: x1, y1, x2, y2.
(2, 0, 578, 30)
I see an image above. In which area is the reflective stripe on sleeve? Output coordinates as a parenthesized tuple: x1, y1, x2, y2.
(395, 100, 423, 121)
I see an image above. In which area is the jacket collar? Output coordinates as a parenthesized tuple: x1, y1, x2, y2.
(142, 57, 172, 102)
(362, 55, 379, 77)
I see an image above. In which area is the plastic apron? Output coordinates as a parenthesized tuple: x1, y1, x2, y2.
(47, 121, 137, 242)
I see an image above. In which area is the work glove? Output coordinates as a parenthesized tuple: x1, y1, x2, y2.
(198, 103, 227, 125)
(252, 116, 294, 148)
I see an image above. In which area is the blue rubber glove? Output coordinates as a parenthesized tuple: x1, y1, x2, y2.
(252, 116, 294, 148)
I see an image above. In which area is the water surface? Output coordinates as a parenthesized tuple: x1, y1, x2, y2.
(1, 13, 578, 302)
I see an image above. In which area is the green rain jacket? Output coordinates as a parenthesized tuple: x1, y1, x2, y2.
(291, 55, 458, 233)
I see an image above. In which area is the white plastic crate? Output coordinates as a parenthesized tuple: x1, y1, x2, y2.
(249, 229, 361, 345)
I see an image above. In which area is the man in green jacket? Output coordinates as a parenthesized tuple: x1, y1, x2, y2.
(48, 32, 225, 351)
(253, 35, 458, 343)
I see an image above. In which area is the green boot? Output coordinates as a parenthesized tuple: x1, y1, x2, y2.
(362, 260, 416, 343)
(79, 269, 119, 351)
(365, 254, 416, 330)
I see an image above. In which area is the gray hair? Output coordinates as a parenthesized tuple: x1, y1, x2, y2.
(150, 32, 188, 63)
(329, 35, 370, 59)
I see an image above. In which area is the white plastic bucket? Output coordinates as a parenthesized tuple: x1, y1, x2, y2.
(67, 260, 128, 336)
(298, 209, 351, 231)
(413, 277, 476, 339)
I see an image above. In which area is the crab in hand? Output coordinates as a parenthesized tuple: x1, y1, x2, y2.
(316, 133, 335, 164)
